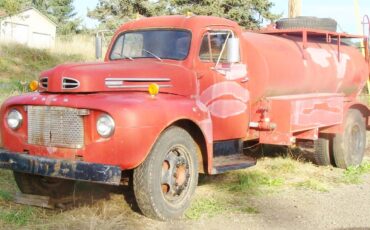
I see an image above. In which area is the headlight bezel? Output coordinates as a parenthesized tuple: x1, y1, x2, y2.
(96, 114, 115, 138)
(6, 109, 23, 130)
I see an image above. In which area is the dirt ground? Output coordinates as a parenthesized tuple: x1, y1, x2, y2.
(182, 175, 370, 230)
(128, 169, 370, 230)
(52, 161, 370, 230)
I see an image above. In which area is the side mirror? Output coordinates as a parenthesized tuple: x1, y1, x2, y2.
(95, 35, 102, 59)
(227, 38, 240, 63)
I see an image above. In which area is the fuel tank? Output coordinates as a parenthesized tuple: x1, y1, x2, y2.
(242, 31, 369, 103)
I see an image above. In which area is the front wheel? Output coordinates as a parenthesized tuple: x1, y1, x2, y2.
(133, 126, 198, 220)
(333, 109, 366, 169)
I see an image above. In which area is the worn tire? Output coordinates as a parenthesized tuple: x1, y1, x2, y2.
(333, 109, 366, 169)
(13, 172, 76, 198)
(133, 126, 198, 220)
(276, 16, 337, 32)
(313, 136, 332, 166)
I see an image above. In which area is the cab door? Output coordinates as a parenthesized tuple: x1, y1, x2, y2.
(194, 29, 250, 141)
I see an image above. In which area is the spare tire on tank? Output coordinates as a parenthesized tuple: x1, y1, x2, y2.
(276, 16, 337, 32)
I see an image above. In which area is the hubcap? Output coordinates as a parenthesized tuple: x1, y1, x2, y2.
(161, 146, 191, 203)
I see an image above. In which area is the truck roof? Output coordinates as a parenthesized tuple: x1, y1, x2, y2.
(117, 15, 239, 32)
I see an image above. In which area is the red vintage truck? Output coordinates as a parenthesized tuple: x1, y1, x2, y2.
(0, 15, 369, 220)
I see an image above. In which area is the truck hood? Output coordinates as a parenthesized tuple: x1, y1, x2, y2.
(39, 60, 195, 96)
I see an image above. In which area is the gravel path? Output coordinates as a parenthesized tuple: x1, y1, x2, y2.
(176, 174, 370, 230)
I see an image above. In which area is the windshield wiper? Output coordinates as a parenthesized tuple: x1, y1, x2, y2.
(142, 49, 162, 62)
(123, 54, 134, 61)
(112, 51, 134, 60)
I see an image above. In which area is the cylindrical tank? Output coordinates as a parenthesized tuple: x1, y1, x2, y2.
(242, 31, 369, 103)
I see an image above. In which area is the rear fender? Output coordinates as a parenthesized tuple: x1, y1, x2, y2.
(320, 101, 370, 134)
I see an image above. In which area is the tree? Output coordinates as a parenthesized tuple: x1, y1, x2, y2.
(88, 0, 279, 30)
(170, 0, 279, 29)
(0, 0, 24, 16)
(88, 0, 169, 30)
(44, 0, 80, 34)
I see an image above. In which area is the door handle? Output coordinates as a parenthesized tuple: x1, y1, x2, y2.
(240, 77, 249, 83)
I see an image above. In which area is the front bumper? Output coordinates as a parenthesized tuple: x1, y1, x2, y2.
(0, 151, 122, 185)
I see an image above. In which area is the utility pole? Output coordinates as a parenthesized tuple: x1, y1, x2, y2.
(289, 0, 302, 18)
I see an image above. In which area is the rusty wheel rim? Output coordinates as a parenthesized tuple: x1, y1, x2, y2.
(160, 146, 191, 203)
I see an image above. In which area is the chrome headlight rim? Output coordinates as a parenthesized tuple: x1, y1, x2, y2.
(6, 109, 23, 130)
(96, 114, 115, 138)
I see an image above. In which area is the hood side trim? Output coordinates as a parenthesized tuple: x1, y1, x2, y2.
(105, 77, 172, 88)
(106, 77, 171, 82)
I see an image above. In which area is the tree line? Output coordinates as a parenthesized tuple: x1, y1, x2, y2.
(88, 0, 279, 30)
(0, 0, 279, 34)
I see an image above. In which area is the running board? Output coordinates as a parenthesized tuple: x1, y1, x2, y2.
(211, 139, 256, 174)
(212, 153, 256, 174)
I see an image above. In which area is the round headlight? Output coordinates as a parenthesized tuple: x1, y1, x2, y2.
(96, 114, 115, 138)
(7, 109, 23, 130)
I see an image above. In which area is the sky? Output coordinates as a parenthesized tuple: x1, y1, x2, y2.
(74, 0, 370, 35)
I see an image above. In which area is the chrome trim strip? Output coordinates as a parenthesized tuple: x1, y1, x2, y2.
(107, 84, 173, 89)
(63, 83, 80, 86)
(105, 78, 171, 82)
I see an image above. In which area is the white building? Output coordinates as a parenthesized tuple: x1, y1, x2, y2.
(0, 7, 56, 48)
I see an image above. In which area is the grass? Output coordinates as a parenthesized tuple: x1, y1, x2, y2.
(294, 179, 329, 192)
(186, 198, 228, 219)
(0, 207, 35, 226)
(186, 196, 259, 219)
(0, 190, 13, 201)
(228, 171, 284, 193)
(341, 161, 370, 184)
(0, 42, 85, 100)
(52, 34, 97, 60)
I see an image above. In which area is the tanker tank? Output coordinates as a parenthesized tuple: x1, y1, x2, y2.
(242, 31, 369, 103)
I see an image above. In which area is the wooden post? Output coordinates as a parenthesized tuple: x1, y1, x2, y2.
(289, 0, 302, 18)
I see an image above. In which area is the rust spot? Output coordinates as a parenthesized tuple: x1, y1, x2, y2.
(302, 103, 340, 114)
(161, 184, 170, 194)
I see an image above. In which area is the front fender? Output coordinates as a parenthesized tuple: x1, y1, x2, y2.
(0, 92, 212, 170)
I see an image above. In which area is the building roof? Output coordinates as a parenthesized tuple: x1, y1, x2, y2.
(0, 7, 57, 26)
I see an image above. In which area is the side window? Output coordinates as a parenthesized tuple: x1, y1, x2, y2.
(199, 35, 210, 61)
(198, 31, 231, 63)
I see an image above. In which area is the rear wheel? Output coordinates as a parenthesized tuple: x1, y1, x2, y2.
(133, 126, 198, 220)
(13, 172, 76, 198)
(313, 136, 332, 166)
(333, 109, 366, 169)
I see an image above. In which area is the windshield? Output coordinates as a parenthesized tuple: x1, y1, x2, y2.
(110, 29, 191, 61)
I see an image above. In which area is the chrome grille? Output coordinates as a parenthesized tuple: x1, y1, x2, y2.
(27, 106, 89, 148)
